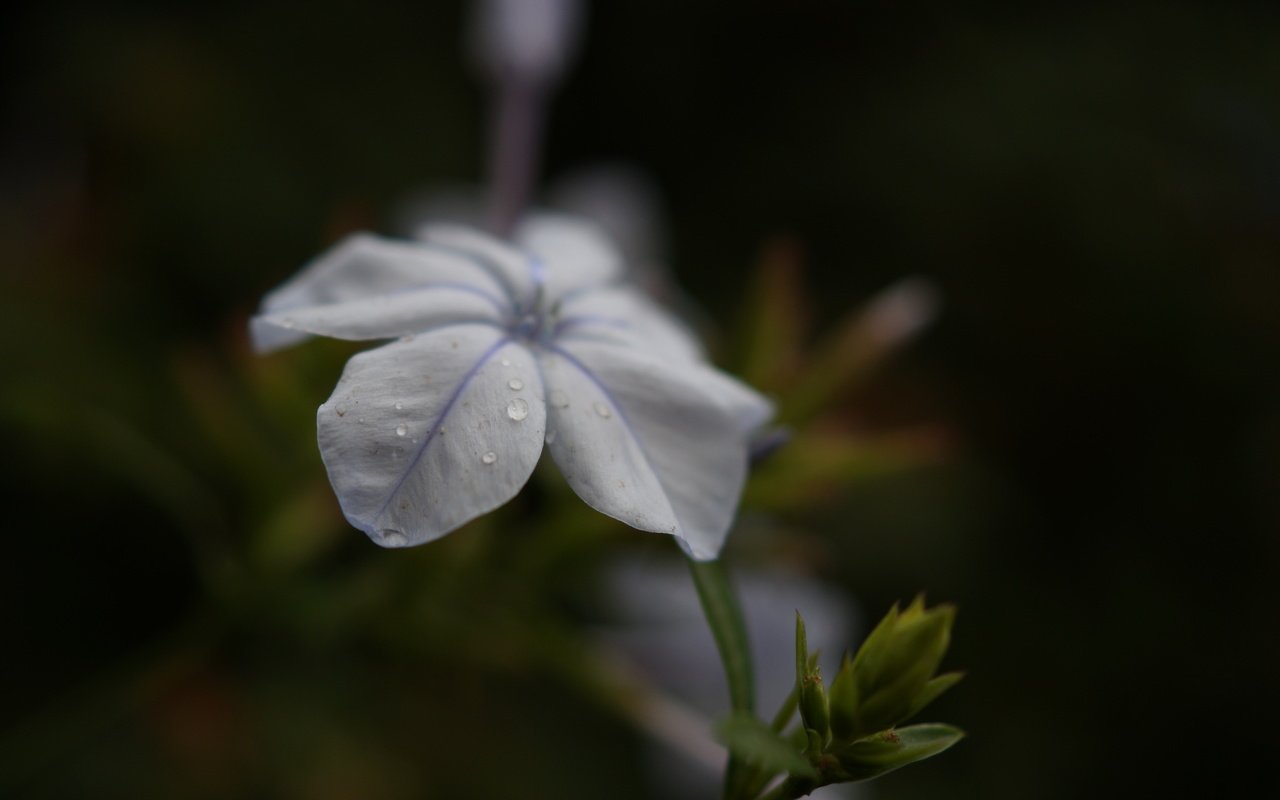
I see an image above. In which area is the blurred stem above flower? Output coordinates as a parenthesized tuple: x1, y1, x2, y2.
(471, 0, 584, 235)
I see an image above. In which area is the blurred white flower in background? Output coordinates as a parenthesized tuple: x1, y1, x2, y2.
(392, 165, 671, 292)
(470, 0, 583, 84)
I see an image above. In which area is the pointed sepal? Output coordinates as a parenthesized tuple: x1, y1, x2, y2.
(835, 723, 965, 781)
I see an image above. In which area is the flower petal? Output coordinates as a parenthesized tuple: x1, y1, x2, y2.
(514, 214, 623, 300)
(687, 367, 775, 434)
(252, 286, 504, 347)
(416, 223, 539, 311)
(538, 340, 763, 559)
(556, 288, 773, 433)
(556, 286, 705, 363)
(317, 324, 546, 547)
(255, 233, 512, 353)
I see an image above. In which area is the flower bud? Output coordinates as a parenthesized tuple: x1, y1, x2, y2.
(794, 612, 830, 744)
(470, 0, 583, 84)
(847, 596, 957, 737)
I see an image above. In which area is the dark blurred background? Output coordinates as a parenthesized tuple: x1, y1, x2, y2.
(3, 1, 1279, 798)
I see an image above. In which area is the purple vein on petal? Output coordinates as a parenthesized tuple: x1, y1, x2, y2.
(371, 335, 513, 523)
(419, 241, 523, 310)
(527, 255, 547, 305)
(382, 281, 513, 316)
(546, 344, 677, 532)
(553, 315, 631, 338)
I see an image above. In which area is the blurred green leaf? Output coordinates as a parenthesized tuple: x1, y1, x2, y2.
(714, 712, 817, 780)
(738, 238, 810, 391)
(782, 278, 938, 424)
(744, 430, 944, 511)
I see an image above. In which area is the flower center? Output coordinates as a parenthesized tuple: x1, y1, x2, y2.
(508, 295, 559, 346)
(513, 310, 544, 340)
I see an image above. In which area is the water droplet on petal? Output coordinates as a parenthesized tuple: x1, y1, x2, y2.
(507, 398, 529, 421)
(379, 529, 408, 547)
(481, 451, 498, 464)
(394, 402, 403, 410)
(549, 390, 570, 409)
(501, 358, 511, 367)
(545, 429, 557, 444)
(358, 417, 367, 424)
(508, 378, 524, 391)
(395, 423, 408, 436)
(594, 402, 612, 418)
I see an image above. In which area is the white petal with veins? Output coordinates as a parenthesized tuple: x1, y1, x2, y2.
(515, 214, 623, 300)
(318, 324, 545, 547)
(255, 233, 512, 352)
(253, 286, 505, 348)
(416, 223, 538, 310)
(540, 340, 758, 559)
(557, 286, 704, 363)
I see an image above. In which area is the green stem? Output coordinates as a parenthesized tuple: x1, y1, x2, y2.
(686, 556, 756, 799)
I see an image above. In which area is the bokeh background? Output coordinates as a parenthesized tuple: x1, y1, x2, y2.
(3, 1, 1279, 798)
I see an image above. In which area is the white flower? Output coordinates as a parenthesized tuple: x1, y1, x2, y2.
(251, 215, 772, 560)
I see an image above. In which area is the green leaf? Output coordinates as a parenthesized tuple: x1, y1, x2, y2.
(770, 686, 799, 733)
(715, 712, 818, 780)
(904, 672, 964, 720)
(850, 601, 901, 696)
(794, 612, 829, 742)
(782, 277, 939, 423)
(769, 650, 820, 735)
(880, 599, 953, 682)
(848, 598, 957, 736)
(835, 724, 965, 781)
(738, 239, 810, 392)
(688, 558, 755, 714)
(828, 653, 858, 740)
(853, 663, 933, 735)
(794, 611, 809, 691)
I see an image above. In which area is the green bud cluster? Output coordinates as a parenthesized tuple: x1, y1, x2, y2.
(793, 596, 964, 785)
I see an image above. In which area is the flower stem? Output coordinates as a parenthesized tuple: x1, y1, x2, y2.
(686, 556, 756, 799)
(487, 72, 547, 238)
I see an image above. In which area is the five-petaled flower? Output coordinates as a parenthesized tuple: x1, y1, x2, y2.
(251, 215, 772, 560)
